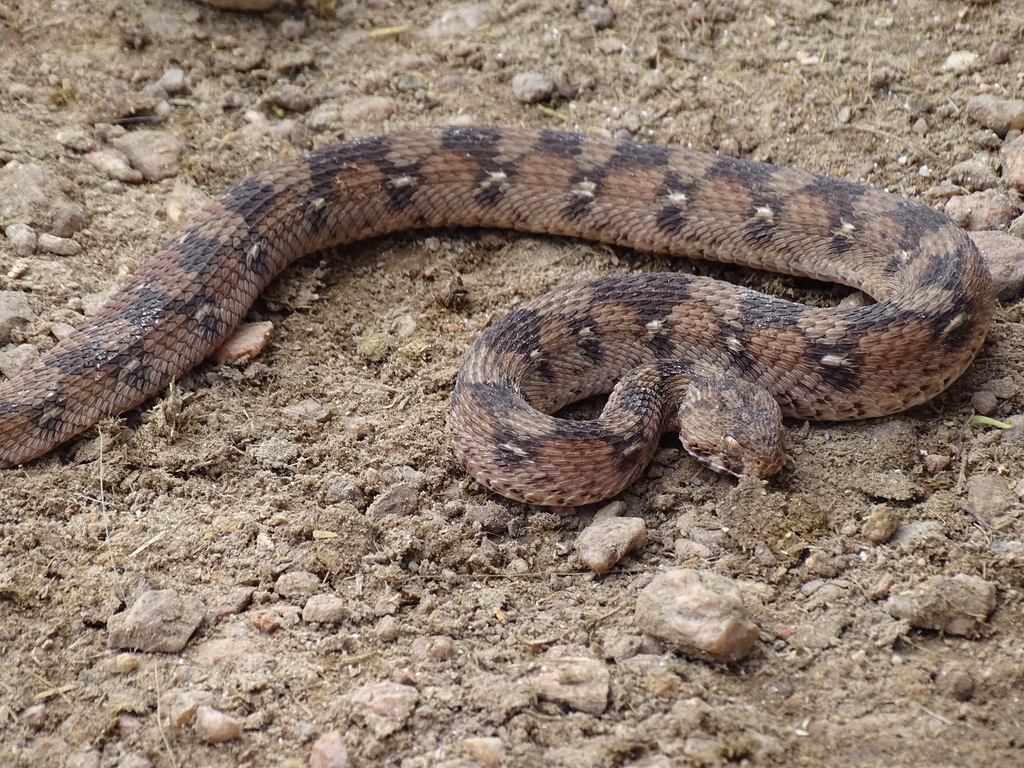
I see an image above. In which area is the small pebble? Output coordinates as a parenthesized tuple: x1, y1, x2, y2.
(157, 68, 188, 95)
(311, 730, 350, 768)
(530, 648, 610, 715)
(988, 41, 1011, 65)
(862, 504, 900, 545)
(935, 662, 975, 701)
(302, 594, 349, 624)
(107, 589, 206, 653)
(511, 72, 555, 103)
(165, 183, 211, 226)
(286, 398, 332, 423)
(885, 574, 996, 636)
(37, 232, 81, 256)
(463, 737, 505, 768)
(366, 482, 420, 517)
(160, 689, 212, 727)
(375, 615, 401, 642)
(423, 2, 489, 38)
(355, 332, 392, 363)
(971, 390, 998, 416)
(890, 520, 943, 547)
(804, 551, 838, 577)
(324, 474, 365, 506)
(944, 190, 1020, 231)
(84, 149, 144, 184)
(581, 4, 615, 29)
(965, 474, 1015, 520)
(5, 222, 37, 255)
(923, 453, 951, 474)
(278, 19, 307, 41)
(966, 94, 1024, 137)
(674, 538, 713, 560)
(752, 541, 777, 567)
(65, 750, 102, 768)
(0, 344, 40, 380)
(348, 682, 419, 738)
(266, 84, 314, 113)
(430, 637, 454, 660)
(854, 471, 919, 502)
(0, 290, 36, 343)
(1000, 134, 1024, 191)
(199, 0, 280, 8)
(22, 703, 47, 730)
(941, 50, 978, 73)
(465, 503, 511, 534)
(595, 36, 627, 54)
(634, 569, 759, 662)
(575, 504, 647, 574)
(946, 158, 998, 192)
(869, 573, 895, 600)
(276, 570, 320, 598)
(340, 96, 395, 123)
(211, 321, 274, 364)
(111, 130, 184, 182)
(0, 162, 88, 236)
(193, 706, 242, 743)
(969, 230, 1024, 300)
(55, 128, 97, 153)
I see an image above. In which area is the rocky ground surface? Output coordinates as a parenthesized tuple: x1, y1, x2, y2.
(2, 1, 1024, 766)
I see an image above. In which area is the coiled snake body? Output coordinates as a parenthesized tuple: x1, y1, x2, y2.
(0, 127, 994, 505)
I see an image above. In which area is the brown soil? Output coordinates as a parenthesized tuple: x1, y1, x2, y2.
(2, 1, 1024, 766)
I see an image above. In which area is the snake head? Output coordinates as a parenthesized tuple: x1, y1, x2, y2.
(683, 433, 787, 479)
(677, 372, 787, 479)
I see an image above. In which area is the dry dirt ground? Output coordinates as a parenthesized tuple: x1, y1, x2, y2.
(2, 0, 1024, 766)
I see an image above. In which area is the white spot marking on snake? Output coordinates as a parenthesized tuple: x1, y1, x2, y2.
(390, 175, 416, 188)
(192, 302, 215, 326)
(572, 179, 597, 199)
(821, 353, 850, 367)
(481, 170, 507, 189)
(755, 205, 774, 222)
(501, 442, 529, 457)
(244, 239, 264, 270)
(833, 219, 856, 238)
(725, 336, 744, 352)
(529, 348, 542, 359)
(665, 190, 689, 205)
(941, 313, 965, 338)
(578, 326, 593, 336)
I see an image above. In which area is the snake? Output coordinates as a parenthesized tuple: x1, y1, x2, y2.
(0, 127, 995, 506)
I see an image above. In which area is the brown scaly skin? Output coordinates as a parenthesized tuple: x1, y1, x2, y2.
(0, 127, 995, 505)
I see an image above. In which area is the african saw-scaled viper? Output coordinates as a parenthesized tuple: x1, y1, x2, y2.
(0, 127, 995, 505)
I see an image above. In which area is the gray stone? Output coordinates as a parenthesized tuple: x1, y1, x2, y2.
(885, 574, 996, 636)
(634, 569, 759, 662)
(511, 72, 555, 103)
(112, 130, 183, 182)
(107, 589, 206, 653)
(0, 291, 35, 343)
(0, 161, 88, 237)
